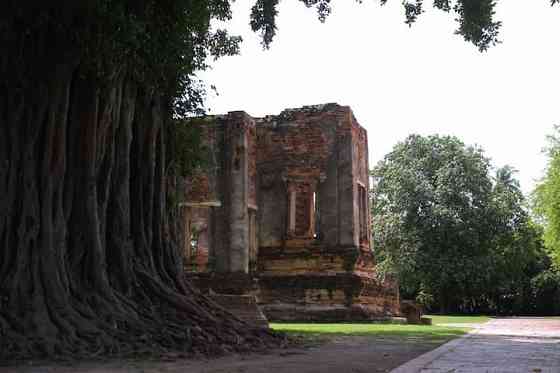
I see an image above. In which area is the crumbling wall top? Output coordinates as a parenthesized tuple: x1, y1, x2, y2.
(254, 103, 352, 126)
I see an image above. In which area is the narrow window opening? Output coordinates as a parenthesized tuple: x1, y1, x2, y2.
(313, 191, 320, 239)
(358, 185, 368, 243)
(288, 189, 296, 235)
(248, 209, 257, 272)
(287, 182, 319, 240)
(183, 208, 192, 267)
(190, 229, 200, 270)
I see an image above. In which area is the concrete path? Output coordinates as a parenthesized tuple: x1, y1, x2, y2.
(392, 318, 560, 373)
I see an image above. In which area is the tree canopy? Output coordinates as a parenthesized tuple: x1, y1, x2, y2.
(251, 0, 502, 51)
(372, 135, 558, 314)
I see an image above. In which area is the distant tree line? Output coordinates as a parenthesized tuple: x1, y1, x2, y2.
(371, 134, 560, 315)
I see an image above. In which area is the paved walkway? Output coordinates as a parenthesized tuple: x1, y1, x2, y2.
(392, 318, 560, 373)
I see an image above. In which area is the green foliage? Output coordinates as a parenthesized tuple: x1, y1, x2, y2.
(485, 167, 552, 314)
(250, 0, 280, 48)
(533, 126, 560, 268)
(372, 135, 557, 315)
(250, 0, 502, 51)
(453, 0, 501, 51)
(1, 1, 240, 116)
(530, 127, 560, 314)
(529, 269, 560, 315)
(170, 118, 208, 178)
(415, 288, 435, 309)
(372, 135, 494, 309)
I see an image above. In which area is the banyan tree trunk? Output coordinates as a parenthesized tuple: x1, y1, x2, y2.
(0, 56, 280, 360)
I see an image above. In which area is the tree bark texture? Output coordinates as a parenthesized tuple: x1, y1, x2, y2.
(0, 62, 281, 360)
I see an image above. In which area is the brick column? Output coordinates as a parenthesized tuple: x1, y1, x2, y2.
(225, 112, 251, 274)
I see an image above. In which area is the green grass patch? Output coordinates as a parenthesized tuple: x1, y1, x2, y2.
(425, 315, 490, 325)
(270, 323, 470, 344)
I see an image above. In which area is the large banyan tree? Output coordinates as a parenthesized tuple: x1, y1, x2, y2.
(0, 0, 506, 361)
(0, 1, 282, 359)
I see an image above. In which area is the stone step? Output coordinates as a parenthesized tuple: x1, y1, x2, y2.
(210, 294, 269, 329)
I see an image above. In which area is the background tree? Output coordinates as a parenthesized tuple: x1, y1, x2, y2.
(534, 126, 560, 267)
(372, 135, 558, 314)
(487, 167, 557, 314)
(0, 0, 522, 360)
(372, 135, 496, 312)
(531, 126, 560, 313)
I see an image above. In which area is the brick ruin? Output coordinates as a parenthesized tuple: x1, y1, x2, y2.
(182, 104, 400, 324)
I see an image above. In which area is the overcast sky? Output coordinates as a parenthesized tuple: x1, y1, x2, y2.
(199, 1, 560, 194)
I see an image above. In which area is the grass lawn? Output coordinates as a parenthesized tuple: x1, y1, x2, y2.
(425, 315, 490, 325)
(270, 322, 471, 344)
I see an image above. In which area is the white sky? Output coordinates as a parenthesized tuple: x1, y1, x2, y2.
(199, 1, 560, 194)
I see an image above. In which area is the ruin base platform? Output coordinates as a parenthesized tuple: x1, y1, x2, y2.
(258, 273, 401, 322)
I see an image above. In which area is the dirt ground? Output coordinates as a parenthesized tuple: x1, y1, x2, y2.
(0, 336, 446, 373)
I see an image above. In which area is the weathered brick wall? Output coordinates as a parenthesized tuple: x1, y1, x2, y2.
(256, 104, 351, 249)
(182, 104, 401, 322)
(354, 124, 369, 187)
(354, 123, 371, 249)
(256, 106, 340, 173)
(184, 112, 257, 274)
(183, 118, 224, 272)
(252, 104, 400, 321)
(258, 273, 401, 321)
(257, 247, 355, 276)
